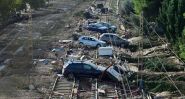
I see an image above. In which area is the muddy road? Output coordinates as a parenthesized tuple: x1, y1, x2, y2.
(0, 0, 91, 98)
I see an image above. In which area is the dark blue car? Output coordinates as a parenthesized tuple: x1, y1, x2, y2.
(63, 60, 105, 79)
(85, 23, 108, 33)
(99, 22, 117, 32)
(84, 22, 117, 33)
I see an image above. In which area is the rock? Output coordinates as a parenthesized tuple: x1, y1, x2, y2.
(29, 84, 35, 90)
(155, 91, 171, 99)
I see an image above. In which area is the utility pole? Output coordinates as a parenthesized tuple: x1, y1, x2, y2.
(25, 3, 33, 85)
(139, 11, 144, 98)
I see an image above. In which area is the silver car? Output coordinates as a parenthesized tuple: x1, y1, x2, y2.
(79, 36, 106, 47)
(100, 33, 129, 47)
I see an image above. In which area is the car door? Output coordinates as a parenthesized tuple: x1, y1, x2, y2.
(104, 35, 113, 45)
(84, 37, 93, 46)
(82, 64, 94, 77)
(88, 38, 97, 47)
(90, 24, 97, 31)
(70, 63, 83, 76)
(111, 35, 118, 45)
(81, 37, 89, 45)
(113, 35, 122, 46)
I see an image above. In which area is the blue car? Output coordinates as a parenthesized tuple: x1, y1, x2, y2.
(98, 22, 117, 32)
(85, 22, 117, 33)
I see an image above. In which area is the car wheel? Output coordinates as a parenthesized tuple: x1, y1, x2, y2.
(96, 44, 101, 48)
(79, 42, 84, 46)
(120, 44, 125, 48)
(99, 29, 105, 33)
(67, 73, 74, 80)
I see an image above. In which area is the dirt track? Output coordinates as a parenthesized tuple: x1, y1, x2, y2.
(0, 0, 92, 98)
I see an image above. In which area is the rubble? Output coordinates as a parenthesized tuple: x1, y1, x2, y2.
(0, 0, 185, 98)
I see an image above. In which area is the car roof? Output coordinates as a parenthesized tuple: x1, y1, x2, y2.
(98, 22, 107, 23)
(66, 60, 98, 68)
(100, 33, 117, 36)
(80, 36, 98, 40)
(67, 60, 93, 64)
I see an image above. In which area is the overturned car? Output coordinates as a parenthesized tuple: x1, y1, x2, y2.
(62, 60, 128, 82)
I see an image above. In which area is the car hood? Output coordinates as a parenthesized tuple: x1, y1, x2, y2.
(96, 66, 122, 82)
(107, 66, 122, 82)
(99, 26, 108, 29)
(97, 66, 106, 71)
(98, 40, 106, 44)
(111, 25, 117, 29)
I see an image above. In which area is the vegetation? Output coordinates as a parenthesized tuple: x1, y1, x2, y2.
(0, 0, 46, 24)
(120, 0, 134, 15)
(144, 58, 183, 72)
(131, 0, 185, 60)
(132, 0, 163, 20)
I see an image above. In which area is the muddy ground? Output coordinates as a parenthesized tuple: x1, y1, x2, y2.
(0, 0, 92, 98)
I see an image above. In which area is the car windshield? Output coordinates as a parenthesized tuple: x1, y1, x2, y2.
(95, 23, 104, 27)
(99, 22, 110, 26)
(91, 37, 98, 41)
(86, 62, 98, 69)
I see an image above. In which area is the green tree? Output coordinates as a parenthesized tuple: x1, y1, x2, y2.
(158, 0, 185, 42)
(132, 0, 163, 20)
(0, 0, 46, 24)
(179, 28, 185, 59)
(0, 0, 21, 22)
(132, 0, 148, 14)
(23, 0, 46, 9)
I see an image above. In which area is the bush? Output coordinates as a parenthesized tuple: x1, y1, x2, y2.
(128, 44, 138, 52)
(144, 58, 183, 72)
(120, 0, 134, 15)
(146, 82, 176, 92)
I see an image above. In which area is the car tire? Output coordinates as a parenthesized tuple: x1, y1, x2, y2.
(67, 73, 74, 80)
(96, 44, 101, 48)
(99, 29, 105, 33)
(120, 44, 125, 48)
(79, 42, 84, 46)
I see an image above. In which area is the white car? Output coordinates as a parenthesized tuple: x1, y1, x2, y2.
(79, 36, 106, 47)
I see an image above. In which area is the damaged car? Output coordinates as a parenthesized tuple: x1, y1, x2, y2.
(62, 60, 123, 82)
(100, 33, 130, 47)
(78, 36, 106, 48)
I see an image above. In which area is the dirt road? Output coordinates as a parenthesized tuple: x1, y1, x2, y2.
(0, 0, 91, 98)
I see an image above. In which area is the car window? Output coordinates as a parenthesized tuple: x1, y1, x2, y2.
(96, 23, 104, 27)
(103, 35, 110, 38)
(102, 22, 110, 27)
(86, 62, 97, 68)
(92, 39, 95, 41)
(92, 24, 98, 28)
(82, 37, 88, 40)
(113, 36, 120, 40)
(109, 35, 114, 38)
(88, 38, 92, 40)
(83, 64, 92, 70)
(90, 38, 95, 41)
(104, 35, 109, 38)
(69, 63, 82, 69)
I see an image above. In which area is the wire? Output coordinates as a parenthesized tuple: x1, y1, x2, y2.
(119, 3, 184, 96)
(145, 34, 184, 96)
(141, 14, 184, 95)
